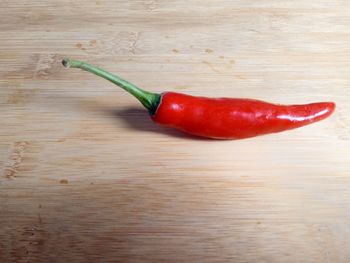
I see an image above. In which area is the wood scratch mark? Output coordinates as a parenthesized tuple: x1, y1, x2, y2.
(75, 43, 87, 50)
(145, 0, 158, 12)
(129, 32, 140, 55)
(33, 54, 60, 80)
(3, 141, 28, 179)
(103, 32, 141, 55)
(226, 59, 236, 69)
(11, 221, 47, 260)
(234, 74, 246, 80)
(89, 39, 97, 47)
(202, 61, 222, 74)
(76, 43, 83, 49)
(248, 28, 261, 33)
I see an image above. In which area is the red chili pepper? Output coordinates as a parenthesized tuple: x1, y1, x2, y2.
(62, 59, 335, 139)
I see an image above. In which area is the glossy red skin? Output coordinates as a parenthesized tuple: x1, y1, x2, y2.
(151, 92, 335, 139)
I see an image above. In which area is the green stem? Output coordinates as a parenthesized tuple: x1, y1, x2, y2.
(62, 58, 161, 115)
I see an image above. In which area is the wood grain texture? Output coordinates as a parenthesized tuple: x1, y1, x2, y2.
(0, 0, 349, 262)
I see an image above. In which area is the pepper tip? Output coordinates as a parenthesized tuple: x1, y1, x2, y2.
(328, 101, 336, 114)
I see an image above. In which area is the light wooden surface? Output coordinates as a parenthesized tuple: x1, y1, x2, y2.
(1, 1, 350, 262)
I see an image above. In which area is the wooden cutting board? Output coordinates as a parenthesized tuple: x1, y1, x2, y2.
(1, 1, 349, 262)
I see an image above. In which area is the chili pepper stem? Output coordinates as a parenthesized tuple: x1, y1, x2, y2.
(62, 58, 161, 115)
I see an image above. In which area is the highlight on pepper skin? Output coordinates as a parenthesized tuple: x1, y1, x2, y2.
(62, 58, 336, 140)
